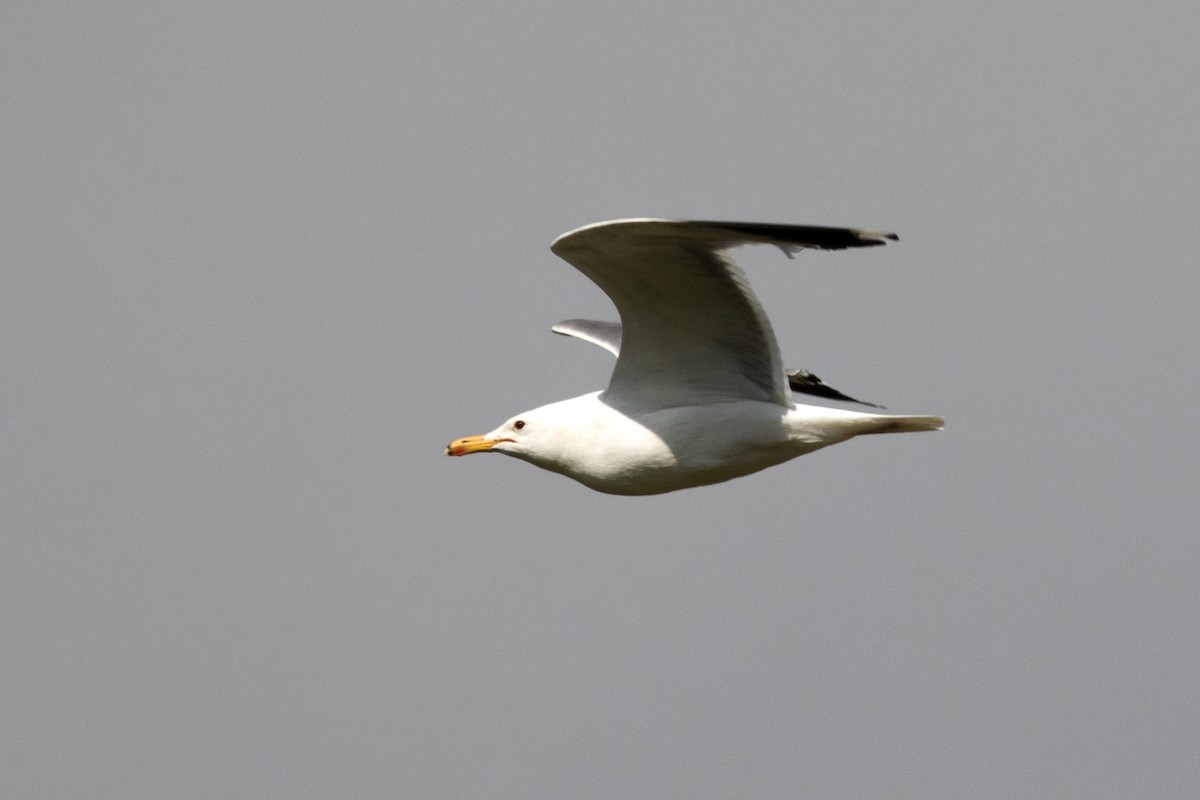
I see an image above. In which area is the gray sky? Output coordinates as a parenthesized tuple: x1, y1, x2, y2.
(4, 3, 1198, 798)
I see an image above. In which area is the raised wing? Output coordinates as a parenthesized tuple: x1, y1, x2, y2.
(550, 219, 895, 410)
(554, 317, 884, 408)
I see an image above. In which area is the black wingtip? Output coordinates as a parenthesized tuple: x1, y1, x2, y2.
(680, 221, 899, 251)
(786, 369, 886, 409)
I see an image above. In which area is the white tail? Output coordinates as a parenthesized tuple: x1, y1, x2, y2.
(794, 408, 945, 443)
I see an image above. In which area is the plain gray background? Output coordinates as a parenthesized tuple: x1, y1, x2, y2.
(4, 3, 1198, 798)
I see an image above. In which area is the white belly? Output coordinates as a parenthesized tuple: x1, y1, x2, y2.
(563, 400, 829, 495)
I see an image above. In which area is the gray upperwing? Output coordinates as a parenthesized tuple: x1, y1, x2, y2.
(551, 319, 622, 357)
(555, 318, 883, 408)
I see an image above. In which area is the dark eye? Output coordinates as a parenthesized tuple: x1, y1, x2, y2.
(514, 420, 525, 430)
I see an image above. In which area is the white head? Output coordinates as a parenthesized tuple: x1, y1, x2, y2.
(444, 394, 601, 471)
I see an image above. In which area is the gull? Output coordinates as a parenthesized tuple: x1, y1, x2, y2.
(445, 219, 943, 495)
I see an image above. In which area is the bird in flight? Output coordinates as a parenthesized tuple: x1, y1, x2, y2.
(446, 218, 942, 495)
